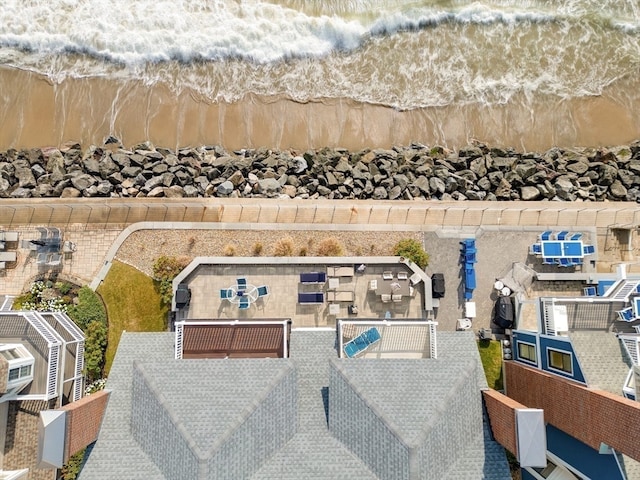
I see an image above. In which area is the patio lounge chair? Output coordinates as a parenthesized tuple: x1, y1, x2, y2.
(236, 277, 247, 289)
(461, 239, 476, 248)
(36, 252, 47, 265)
(343, 327, 381, 358)
(327, 290, 355, 302)
(383, 271, 393, 280)
(557, 231, 569, 240)
(529, 244, 542, 255)
(220, 289, 232, 299)
(583, 245, 595, 255)
(392, 294, 402, 302)
(298, 292, 325, 304)
(617, 307, 635, 322)
(300, 272, 326, 284)
(381, 294, 392, 303)
(397, 271, 408, 280)
(239, 296, 250, 309)
(539, 231, 553, 241)
(463, 251, 477, 263)
(583, 287, 597, 296)
(256, 285, 269, 297)
(47, 253, 62, 267)
(327, 266, 354, 277)
(542, 258, 555, 265)
(558, 258, 572, 267)
(465, 268, 476, 290)
(570, 232, 582, 241)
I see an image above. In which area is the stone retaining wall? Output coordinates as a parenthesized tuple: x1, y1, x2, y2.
(2, 139, 640, 202)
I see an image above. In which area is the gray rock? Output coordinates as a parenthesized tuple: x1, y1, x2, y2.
(388, 185, 402, 199)
(491, 157, 516, 170)
(495, 178, 512, 199)
(429, 177, 445, 194)
(609, 180, 627, 199)
(477, 177, 491, 191)
(554, 176, 576, 201)
(487, 171, 504, 187)
(147, 186, 165, 197)
(60, 187, 81, 198)
(217, 181, 234, 195)
(257, 178, 281, 194)
(617, 170, 636, 188)
(165, 185, 185, 198)
(466, 190, 486, 200)
(334, 157, 352, 173)
(372, 186, 388, 199)
(458, 145, 484, 158)
(598, 164, 617, 185)
(293, 156, 308, 173)
(469, 157, 487, 178)
(520, 186, 541, 201)
(566, 161, 589, 175)
(15, 164, 36, 189)
(122, 166, 142, 177)
(70, 174, 96, 191)
(96, 180, 113, 195)
(10, 187, 32, 198)
(152, 163, 169, 174)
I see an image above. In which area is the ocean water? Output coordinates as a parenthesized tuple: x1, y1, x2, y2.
(1, 0, 640, 149)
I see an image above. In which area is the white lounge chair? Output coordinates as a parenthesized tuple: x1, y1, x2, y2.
(383, 271, 393, 280)
(381, 294, 392, 303)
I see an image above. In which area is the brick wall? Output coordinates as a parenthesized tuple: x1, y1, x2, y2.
(505, 361, 640, 461)
(60, 390, 110, 462)
(482, 388, 526, 457)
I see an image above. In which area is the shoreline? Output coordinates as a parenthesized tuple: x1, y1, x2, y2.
(1, 66, 640, 152)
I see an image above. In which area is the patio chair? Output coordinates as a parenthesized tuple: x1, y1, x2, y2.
(583, 245, 595, 255)
(239, 297, 250, 310)
(392, 294, 402, 302)
(36, 252, 48, 265)
(220, 289, 232, 299)
(236, 277, 247, 290)
(617, 307, 635, 322)
(381, 294, 392, 303)
(47, 253, 62, 267)
(256, 285, 269, 297)
(556, 231, 569, 240)
(383, 271, 393, 280)
(463, 251, 477, 263)
(570, 232, 582, 241)
(62, 241, 77, 253)
(569, 257, 582, 265)
(558, 258, 572, 267)
(583, 286, 597, 297)
(397, 271, 408, 280)
(539, 231, 553, 241)
(529, 244, 542, 255)
(542, 257, 555, 265)
(409, 273, 422, 285)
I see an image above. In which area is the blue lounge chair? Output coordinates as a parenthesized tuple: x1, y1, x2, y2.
(256, 285, 269, 297)
(463, 252, 477, 264)
(617, 307, 635, 322)
(239, 296, 250, 309)
(465, 268, 476, 290)
(220, 289, 232, 299)
(343, 327, 381, 358)
(542, 257, 555, 265)
(461, 239, 476, 249)
(464, 289, 473, 300)
(570, 232, 582, 241)
(298, 292, 325, 304)
(583, 286, 597, 296)
(530, 244, 542, 255)
(556, 231, 569, 240)
(539, 231, 553, 241)
(583, 245, 595, 255)
(300, 272, 327, 284)
(237, 277, 248, 289)
(569, 257, 582, 265)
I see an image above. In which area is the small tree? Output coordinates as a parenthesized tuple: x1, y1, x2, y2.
(83, 320, 107, 382)
(393, 239, 429, 269)
(152, 255, 190, 305)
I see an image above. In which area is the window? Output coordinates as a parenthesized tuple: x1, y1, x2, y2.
(8, 369, 19, 381)
(517, 341, 536, 363)
(19, 365, 31, 377)
(548, 349, 572, 374)
(7, 363, 33, 383)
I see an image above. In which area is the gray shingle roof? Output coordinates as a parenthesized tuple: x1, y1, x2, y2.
(80, 330, 510, 480)
(568, 331, 631, 394)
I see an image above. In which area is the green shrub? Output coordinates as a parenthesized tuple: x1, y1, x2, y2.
(56, 281, 73, 295)
(152, 256, 190, 305)
(67, 287, 107, 331)
(61, 449, 85, 480)
(393, 238, 429, 269)
(83, 320, 107, 382)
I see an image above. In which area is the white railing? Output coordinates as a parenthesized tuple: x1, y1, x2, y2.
(175, 322, 184, 359)
(542, 300, 556, 336)
(429, 323, 437, 359)
(23, 312, 62, 399)
(611, 281, 640, 302)
(74, 342, 85, 402)
(619, 335, 640, 366)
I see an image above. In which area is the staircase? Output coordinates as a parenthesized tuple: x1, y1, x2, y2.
(610, 280, 640, 302)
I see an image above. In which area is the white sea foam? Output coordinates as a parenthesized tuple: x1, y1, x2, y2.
(1, 0, 639, 109)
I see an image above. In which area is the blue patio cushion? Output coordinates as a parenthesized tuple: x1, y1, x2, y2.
(257, 285, 269, 296)
(220, 289, 232, 299)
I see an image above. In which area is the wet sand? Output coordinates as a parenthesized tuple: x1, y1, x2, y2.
(1, 66, 639, 152)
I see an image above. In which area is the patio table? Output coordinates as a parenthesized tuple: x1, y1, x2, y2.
(226, 284, 259, 306)
(540, 240, 584, 259)
(375, 278, 410, 297)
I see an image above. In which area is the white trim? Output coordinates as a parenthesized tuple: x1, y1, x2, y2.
(546, 347, 574, 376)
(516, 340, 537, 365)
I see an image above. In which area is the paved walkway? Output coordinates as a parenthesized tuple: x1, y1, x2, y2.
(1, 199, 638, 332)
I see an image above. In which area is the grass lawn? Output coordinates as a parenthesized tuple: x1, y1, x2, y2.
(98, 260, 168, 374)
(477, 339, 504, 391)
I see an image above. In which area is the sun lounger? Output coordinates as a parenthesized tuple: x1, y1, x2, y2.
(539, 231, 553, 241)
(381, 294, 392, 303)
(583, 245, 595, 255)
(465, 268, 476, 290)
(382, 271, 393, 280)
(0, 252, 16, 262)
(617, 307, 635, 322)
(583, 287, 597, 296)
(556, 231, 569, 240)
(397, 271, 408, 280)
(327, 290, 355, 302)
(392, 294, 402, 302)
(326, 266, 354, 277)
(300, 272, 326, 284)
(343, 327, 381, 358)
(298, 292, 325, 304)
(530, 244, 542, 255)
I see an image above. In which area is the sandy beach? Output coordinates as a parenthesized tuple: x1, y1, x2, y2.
(2, 66, 639, 153)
